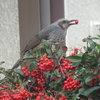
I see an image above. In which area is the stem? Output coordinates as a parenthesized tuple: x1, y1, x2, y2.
(57, 59, 65, 79)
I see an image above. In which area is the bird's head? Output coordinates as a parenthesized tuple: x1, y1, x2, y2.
(53, 18, 79, 30)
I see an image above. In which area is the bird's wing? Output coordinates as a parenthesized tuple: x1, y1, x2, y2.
(22, 36, 41, 53)
(22, 25, 59, 53)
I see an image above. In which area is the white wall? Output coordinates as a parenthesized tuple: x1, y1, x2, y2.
(0, 0, 20, 69)
(1, 0, 100, 68)
(65, 0, 100, 50)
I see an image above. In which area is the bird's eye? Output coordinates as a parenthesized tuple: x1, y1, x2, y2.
(62, 20, 67, 23)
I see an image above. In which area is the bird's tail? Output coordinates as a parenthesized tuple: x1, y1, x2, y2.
(12, 58, 22, 69)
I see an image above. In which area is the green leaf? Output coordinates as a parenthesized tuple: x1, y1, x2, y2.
(44, 70, 61, 77)
(52, 70, 61, 77)
(85, 75, 97, 84)
(0, 61, 5, 65)
(56, 49, 63, 57)
(49, 78, 62, 89)
(72, 93, 80, 100)
(71, 62, 79, 66)
(82, 53, 87, 63)
(76, 68, 85, 76)
(51, 44, 56, 51)
(84, 86, 100, 96)
(75, 78, 83, 81)
(49, 81, 55, 87)
(87, 39, 96, 48)
(82, 38, 87, 42)
(46, 49, 52, 55)
(96, 43, 100, 50)
(97, 34, 100, 38)
(44, 71, 52, 76)
(3, 73, 14, 80)
(67, 54, 82, 62)
(59, 90, 74, 94)
(35, 49, 42, 58)
(14, 68, 24, 76)
(29, 61, 36, 71)
(91, 37, 99, 40)
(55, 78, 62, 84)
(85, 66, 90, 74)
(22, 54, 33, 59)
(79, 88, 85, 95)
(0, 67, 5, 72)
(93, 68, 98, 74)
(83, 46, 87, 52)
(14, 76, 18, 83)
(18, 78, 23, 86)
(42, 39, 51, 47)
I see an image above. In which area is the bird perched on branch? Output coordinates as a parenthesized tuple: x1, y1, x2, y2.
(12, 18, 78, 69)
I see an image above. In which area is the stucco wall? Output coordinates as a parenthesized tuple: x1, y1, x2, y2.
(66, 0, 100, 49)
(1, 0, 100, 68)
(0, 0, 20, 69)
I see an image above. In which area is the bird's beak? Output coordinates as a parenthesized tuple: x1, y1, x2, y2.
(68, 20, 79, 25)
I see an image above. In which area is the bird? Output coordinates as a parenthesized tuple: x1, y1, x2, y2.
(12, 18, 78, 69)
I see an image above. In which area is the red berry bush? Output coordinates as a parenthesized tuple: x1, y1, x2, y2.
(0, 36, 100, 100)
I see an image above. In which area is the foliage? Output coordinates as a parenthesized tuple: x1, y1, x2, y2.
(0, 35, 100, 100)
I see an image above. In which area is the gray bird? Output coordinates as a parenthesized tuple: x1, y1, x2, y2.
(12, 18, 78, 69)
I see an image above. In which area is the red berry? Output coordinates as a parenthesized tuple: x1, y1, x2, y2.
(11, 74, 14, 76)
(15, 83, 20, 87)
(75, 20, 79, 24)
(2, 85, 8, 89)
(21, 67, 26, 70)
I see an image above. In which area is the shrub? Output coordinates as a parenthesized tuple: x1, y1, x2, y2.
(0, 35, 100, 100)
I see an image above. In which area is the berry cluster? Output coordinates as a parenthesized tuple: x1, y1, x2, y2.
(59, 94, 68, 100)
(88, 69, 100, 86)
(31, 69, 44, 79)
(70, 48, 79, 56)
(62, 77, 81, 91)
(35, 93, 53, 100)
(37, 55, 55, 71)
(21, 64, 30, 76)
(60, 57, 75, 71)
(0, 50, 90, 100)
(31, 69, 46, 91)
(55, 57, 76, 78)
(22, 64, 46, 85)
(34, 84, 46, 91)
(35, 93, 68, 100)
(0, 89, 33, 100)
